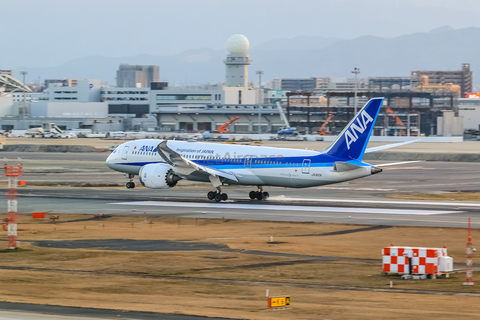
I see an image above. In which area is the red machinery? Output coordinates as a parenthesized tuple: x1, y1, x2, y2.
(214, 116, 240, 133)
(319, 114, 334, 135)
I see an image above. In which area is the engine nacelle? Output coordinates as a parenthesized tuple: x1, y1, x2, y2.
(139, 164, 181, 189)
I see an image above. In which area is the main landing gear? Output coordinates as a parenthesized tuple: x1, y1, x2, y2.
(126, 174, 135, 189)
(207, 187, 228, 202)
(249, 186, 269, 200)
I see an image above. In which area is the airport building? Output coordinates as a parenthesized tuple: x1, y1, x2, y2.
(458, 97, 480, 130)
(412, 63, 472, 98)
(150, 34, 264, 132)
(44, 79, 78, 88)
(0, 70, 31, 118)
(116, 64, 159, 88)
(280, 77, 329, 92)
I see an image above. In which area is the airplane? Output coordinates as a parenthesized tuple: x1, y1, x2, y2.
(106, 98, 417, 202)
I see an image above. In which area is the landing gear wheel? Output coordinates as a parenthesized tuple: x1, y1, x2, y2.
(222, 193, 228, 201)
(249, 191, 256, 199)
(126, 181, 135, 189)
(214, 193, 222, 202)
(256, 192, 263, 200)
(262, 192, 269, 199)
(207, 191, 215, 200)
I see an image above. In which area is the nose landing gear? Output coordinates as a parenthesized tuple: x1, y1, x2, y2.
(126, 174, 135, 189)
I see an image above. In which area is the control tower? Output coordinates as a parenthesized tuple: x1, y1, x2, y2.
(224, 34, 252, 88)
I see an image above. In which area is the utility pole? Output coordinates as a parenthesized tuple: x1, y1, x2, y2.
(352, 68, 360, 115)
(256, 71, 264, 134)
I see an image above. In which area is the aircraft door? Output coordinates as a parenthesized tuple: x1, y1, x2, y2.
(244, 156, 253, 168)
(302, 159, 311, 174)
(122, 146, 129, 160)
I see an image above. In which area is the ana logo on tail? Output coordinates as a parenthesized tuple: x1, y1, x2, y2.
(345, 110, 374, 150)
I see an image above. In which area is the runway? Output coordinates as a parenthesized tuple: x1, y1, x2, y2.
(112, 200, 458, 215)
(1, 157, 479, 228)
(5, 186, 477, 228)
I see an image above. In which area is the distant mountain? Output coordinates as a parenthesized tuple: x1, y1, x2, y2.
(15, 49, 225, 85)
(13, 27, 480, 86)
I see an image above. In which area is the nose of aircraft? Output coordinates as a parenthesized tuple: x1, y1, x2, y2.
(106, 152, 115, 169)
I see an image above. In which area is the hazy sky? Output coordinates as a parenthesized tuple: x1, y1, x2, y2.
(2, 0, 480, 68)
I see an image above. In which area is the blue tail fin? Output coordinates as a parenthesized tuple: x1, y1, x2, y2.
(326, 97, 384, 160)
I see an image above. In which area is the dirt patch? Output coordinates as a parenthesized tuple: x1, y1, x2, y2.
(0, 214, 479, 319)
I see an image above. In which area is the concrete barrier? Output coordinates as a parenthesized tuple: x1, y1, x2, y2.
(196, 133, 464, 143)
(305, 135, 464, 143)
(1, 145, 99, 153)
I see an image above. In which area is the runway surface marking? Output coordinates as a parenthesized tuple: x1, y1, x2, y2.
(314, 187, 397, 191)
(111, 201, 455, 215)
(267, 197, 480, 207)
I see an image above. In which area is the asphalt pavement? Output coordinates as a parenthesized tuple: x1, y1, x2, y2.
(0, 302, 240, 320)
(1, 154, 480, 228)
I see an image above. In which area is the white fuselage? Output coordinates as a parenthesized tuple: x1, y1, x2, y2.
(106, 139, 375, 188)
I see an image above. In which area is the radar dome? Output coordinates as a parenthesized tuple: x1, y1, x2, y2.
(226, 34, 249, 55)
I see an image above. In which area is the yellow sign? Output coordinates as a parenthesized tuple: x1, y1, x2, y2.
(269, 296, 290, 308)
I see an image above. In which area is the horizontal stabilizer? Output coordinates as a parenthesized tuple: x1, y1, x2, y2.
(365, 139, 420, 153)
(376, 160, 424, 167)
(334, 162, 363, 172)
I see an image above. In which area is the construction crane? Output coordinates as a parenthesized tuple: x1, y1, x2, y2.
(386, 107, 406, 136)
(214, 116, 240, 133)
(319, 114, 334, 135)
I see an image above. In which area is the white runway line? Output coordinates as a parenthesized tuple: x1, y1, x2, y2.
(111, 201, 456, 215)
(313, 187, 398, 191)
(268, 197, 480, 208)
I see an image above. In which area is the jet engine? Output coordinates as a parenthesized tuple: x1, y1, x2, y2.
(139, 163, 181, 189)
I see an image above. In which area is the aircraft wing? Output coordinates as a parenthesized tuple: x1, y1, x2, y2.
(364, 139, 420, 153)
(156, 141, 238, 182)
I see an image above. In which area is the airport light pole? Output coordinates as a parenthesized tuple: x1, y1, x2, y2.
(256, 70, 263, 90)
(352, 68, 360, 115)
(20, 71, 28, 119)
(256, 71, 264, 134)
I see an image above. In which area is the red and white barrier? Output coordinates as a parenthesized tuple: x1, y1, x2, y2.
(382, 246, 452, 275)
(4, 163, 22, 250)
